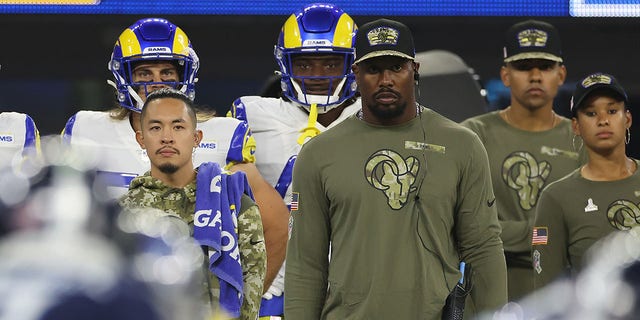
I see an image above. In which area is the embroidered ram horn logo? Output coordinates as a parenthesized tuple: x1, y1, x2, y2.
(364, 149, 419, 210)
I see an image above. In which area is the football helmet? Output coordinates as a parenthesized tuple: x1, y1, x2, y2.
(275, 3, 357, 113)
(108, 18, 199, 113)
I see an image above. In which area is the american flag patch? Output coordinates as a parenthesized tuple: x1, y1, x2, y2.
(532, 227, 548, 245)
(290, 192, 299, 211)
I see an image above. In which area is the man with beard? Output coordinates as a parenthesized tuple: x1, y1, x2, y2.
(119, 88, 266, 320)
(284, 19, 507, 319)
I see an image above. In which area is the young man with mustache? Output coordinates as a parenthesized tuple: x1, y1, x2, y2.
(120, 88, 266, 320)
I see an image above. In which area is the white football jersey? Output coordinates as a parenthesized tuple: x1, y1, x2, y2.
(0, 112, 40, 170)
(231, 97, 359, 315)
(63, 110, 255, 199)
(230, 97, 360, 203)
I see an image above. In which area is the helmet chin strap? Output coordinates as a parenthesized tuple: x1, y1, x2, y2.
(125, 86, 144, 112)
(107, 78, 144, 112)
(108, 71, 145, 112)
(291, 77, 347, 114)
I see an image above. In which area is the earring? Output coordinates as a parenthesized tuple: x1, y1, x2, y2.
(626, 128, 631, 144)
(572, 135, 583, 152)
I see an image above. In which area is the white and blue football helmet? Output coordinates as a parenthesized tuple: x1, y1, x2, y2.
(108, 18, 199, 113)
(274, 3, 357, 113)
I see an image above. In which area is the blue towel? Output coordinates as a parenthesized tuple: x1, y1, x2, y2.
(194, 162, 253, 317)
(259, 295, 284, 317)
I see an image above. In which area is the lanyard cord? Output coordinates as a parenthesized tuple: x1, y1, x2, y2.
(297, 103, 321, 145)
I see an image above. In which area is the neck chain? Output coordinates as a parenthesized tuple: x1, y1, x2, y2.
(581, 158, 638, 181)
(504, 106, 557, 129)
(357, 104, 423, 121)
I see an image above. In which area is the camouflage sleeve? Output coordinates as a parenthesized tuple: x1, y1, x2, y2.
(238, 194, 266, 320)
(118, 186, 160, 209)
(118, 188, 143, 208)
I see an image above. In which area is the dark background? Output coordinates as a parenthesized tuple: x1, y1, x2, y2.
(0, 14, 638, 157)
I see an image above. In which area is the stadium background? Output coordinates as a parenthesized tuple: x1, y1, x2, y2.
(0, 1, 638, 157)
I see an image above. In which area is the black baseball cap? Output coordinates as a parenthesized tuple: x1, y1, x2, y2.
(570, 72, 628, 116)
(503, 20, 563, 63)
(354, 19, 415, 64)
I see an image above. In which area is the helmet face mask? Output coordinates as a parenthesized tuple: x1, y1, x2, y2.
(108, 18, 199, 113)
(274, 3, 357, 113)
(125, 59, 185, 102)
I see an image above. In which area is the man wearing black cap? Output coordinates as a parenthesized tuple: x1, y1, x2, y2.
(461, 20, 584, 301)
(285, 18, 507, 319)
(532, 72, 637, 290)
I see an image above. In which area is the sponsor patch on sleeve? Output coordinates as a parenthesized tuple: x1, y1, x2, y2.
(532, 227, 548, 245)
(288, 215, 294, 236)
(533, 249, 542, 274)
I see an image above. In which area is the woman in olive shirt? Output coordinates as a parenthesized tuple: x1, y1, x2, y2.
(532, 72, 638, 289)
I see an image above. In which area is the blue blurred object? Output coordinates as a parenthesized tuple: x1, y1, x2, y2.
(0, 141, 207, 320)
(0, 0, 570, 16)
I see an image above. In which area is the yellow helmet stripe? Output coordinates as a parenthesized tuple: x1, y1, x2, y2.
(283, 14, 302, 48)
(173, 27, 190, 54)
(118, 28, 142, 57)
(333, 13, 356, 49)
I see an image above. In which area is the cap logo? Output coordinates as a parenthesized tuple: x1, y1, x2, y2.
(581, 74, 612, 88)
(367, 26, 399, 46)
(517, 29, 548, 48)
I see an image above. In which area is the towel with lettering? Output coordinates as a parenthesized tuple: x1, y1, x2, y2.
(194, 162, 253, 317)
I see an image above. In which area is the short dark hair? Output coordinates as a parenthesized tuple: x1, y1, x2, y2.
(141, 88, 197, 128)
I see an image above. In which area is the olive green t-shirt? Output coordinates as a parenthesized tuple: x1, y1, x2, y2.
(286, 109, 507, 319)
(462, 111, 584, 255)
(462, 111, 584, 300)
(532, 160, 640, 289)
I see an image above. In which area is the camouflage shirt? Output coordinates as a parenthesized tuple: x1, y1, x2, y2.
(119, 171, 266, 320)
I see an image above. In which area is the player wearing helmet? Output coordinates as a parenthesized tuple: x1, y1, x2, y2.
(61, 17, 289, 301)
(62, 18, 253, 198)
(107, 17, 199, 113)
(228, 3, 359, 319)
